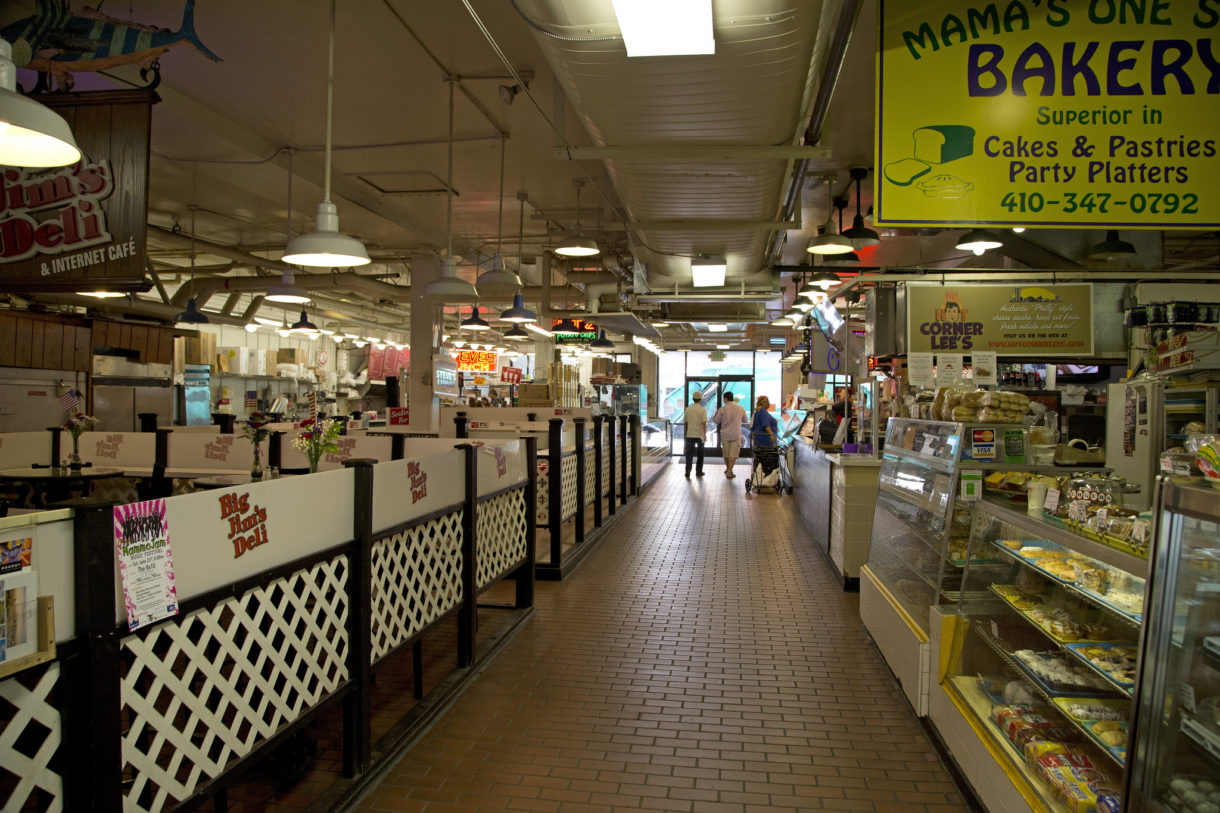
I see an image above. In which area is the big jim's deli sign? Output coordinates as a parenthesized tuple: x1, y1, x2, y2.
(0, 89, 155, 292)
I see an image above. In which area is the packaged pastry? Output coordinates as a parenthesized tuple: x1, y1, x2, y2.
(1073, 561, 1112, 594)
(1024, 739, 1071, 764)
(993, 703, 1039, 729)
(932, 387, 950, 421)
(962, 389, 987, 408)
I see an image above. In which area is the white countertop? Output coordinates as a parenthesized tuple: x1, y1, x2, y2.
(824, 453, 883, 467)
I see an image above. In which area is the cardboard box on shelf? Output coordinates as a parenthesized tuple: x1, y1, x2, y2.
(276, 348, 300, 364)
(261, 350, 274, 376)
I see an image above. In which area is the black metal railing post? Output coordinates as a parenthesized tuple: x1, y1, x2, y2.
(547, 419, 563, 564)
(619, 415, 630, 504)
(341, 458, 376, 777)
(629, 414, 641, 495)
(519, 437, 538, 609)
(456, 444, 478, 667)
(573, 417, 586, 545)
(46, 426, 61, 466)
(606, 418, 616, 516)
(455, 412, 469, 439)
(269, 431, 283, 471)
(154, 428, 171, 469)
(390, 435, 405, 460)
(66, 503, 122, 813)
(591, 415, 604, 527)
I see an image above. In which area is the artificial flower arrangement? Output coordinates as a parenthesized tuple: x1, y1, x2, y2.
(292, 418, 341, 473)
(62, 413, 99, 468)
(240, 412, 272, 479)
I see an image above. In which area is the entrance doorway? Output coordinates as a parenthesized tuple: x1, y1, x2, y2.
(684, 376, 753, 456)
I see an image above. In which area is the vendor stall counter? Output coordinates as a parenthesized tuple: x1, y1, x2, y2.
(792, 437, 880, 591)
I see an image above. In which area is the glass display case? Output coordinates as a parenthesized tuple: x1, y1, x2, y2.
(943, 496, 1149, 811)
(865, 418, 971, 631)
(1127, 478, 1220, 812)
(594, 384, 645, 420)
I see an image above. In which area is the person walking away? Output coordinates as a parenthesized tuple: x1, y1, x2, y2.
(681, 391, 708, 478)
(711, 391, 748, 478)
(751, 395, 779, 448)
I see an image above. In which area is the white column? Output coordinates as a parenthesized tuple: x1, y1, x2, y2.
(409, 252, 442, 432)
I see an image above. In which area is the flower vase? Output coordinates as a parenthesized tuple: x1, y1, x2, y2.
(250, 448, 263, 481)
(69, 437, 82, 470)
(308, 457, 319, 474)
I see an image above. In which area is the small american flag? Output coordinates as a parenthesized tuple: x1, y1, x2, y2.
(244, 390, 258, 410)
(308, 391, 318, 420)
(57, 388, 78, 412)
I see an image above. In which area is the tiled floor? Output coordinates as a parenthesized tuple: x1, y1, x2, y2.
(353, 461, 974, 813)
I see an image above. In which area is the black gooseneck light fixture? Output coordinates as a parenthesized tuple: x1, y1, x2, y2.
(842, 167, 880, 248)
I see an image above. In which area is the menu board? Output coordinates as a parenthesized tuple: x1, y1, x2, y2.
(907, 282, 1093, 356)
(876, 1, 1220, 228)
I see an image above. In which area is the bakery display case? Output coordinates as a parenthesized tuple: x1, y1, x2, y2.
(940, 496, 1149, 811)
(1126, 478, 1220, 813)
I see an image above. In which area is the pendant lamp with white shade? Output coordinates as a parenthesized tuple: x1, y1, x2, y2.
(422, 82, 480, 303)
(281, 1, 370, 268)
(806, 179, 853, 255)
(0, 39, 81, 168)
(477, 136, 524, 294)
(555, 178, 600, 258)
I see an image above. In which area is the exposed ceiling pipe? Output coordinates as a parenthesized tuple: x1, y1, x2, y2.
(168, 271, 413, 308)
(766, 0, 863, 266)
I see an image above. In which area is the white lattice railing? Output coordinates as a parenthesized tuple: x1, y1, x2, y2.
(119, 556, 350, 813)
(601, 440, 610, 494)
(535, 460, 549, 525)
(476, 489, 529, 589)
(370, 510, 464, 663)
(0, 661, 63, 811)
(583, 448, 596, 506)
(559, 452, 578, 521)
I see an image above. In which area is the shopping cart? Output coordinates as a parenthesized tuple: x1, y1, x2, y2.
(743, 429, 791, 494)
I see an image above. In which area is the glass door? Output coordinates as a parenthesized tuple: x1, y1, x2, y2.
(684, 376, 753, 456)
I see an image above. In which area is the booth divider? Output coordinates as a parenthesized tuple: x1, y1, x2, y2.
(0, 439, 537, 813)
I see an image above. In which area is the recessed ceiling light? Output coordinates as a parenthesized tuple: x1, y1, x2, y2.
(707, 323, 727, 332)
(610, 0, 714, 57)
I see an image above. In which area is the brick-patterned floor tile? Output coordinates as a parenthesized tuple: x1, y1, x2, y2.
(350, 463, 972, 812)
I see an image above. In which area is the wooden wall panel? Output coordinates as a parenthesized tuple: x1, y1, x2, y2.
(28, 321, 45, 368)
(14, 319, 32, 367)
(73, 326, 91, 371)
(129, 325, 148, 360)
(155, 328, 173, 365)
(0, 316, 15, 366)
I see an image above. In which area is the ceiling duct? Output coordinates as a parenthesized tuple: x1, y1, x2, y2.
(663, 301, 768, 323)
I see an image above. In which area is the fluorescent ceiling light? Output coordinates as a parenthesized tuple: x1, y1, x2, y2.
(691, 258, 726, 288)
(716, 344, 730, 350)
(611, 0, 714, 57)
(524, 323, 553, 338)
(651, 321, 669, 327)
(707, 323, 727, 332)
(254, 316, 283, 326)
(77, 290, 125, 298)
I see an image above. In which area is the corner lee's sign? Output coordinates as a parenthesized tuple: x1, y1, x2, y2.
(907, 282, 1094, 356)
(876, 1, 1220, 228)
(1, 90, 155, 292)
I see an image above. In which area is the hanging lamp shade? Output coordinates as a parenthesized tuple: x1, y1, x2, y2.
(1088, 230, 1136, 261)
(283, 202, 370, 267)
(500, 293, 537, 323)
(843, 167, 881, 248)
(174, 298, 209, 325)
(290, 309, 319, 334)
(476, 256, 524, 294)
(810, 269, 841, 289)
(422, 256, 480, 303)
(0, 40, 81, 168)
(503, 324, 531, 342)
(771, 314, 795, 327)
(265, 268, 311, 303)
(806, 219, 854, 255)
(590, 329, 615, 350)
(555, 227, 600, 258)
(956, 228, 1004, 254)
(461, 306, 491, 331)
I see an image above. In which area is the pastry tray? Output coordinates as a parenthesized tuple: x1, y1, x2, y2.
(989, 585, 1123, 645)
(989, 541, 1144, 625)
(1063, 643, 1137, 695)
(1182, 716, 1220, 765)
(1051, 698, 1131, 765)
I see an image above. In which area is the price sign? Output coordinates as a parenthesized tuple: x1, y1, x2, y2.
(501, 366, 523, 384)
(1044, 488, 1061, 514)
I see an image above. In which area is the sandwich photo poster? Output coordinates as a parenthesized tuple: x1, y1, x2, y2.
(0, 536, 37, 663)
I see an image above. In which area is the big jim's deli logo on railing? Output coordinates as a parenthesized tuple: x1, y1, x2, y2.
(218, 491, 270, 558)
(0, 160, 118, 272)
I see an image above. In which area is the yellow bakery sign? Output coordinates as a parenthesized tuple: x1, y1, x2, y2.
(876, 0, 1220, 228)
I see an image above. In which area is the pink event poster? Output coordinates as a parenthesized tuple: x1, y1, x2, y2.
(114, 500, 179, 631)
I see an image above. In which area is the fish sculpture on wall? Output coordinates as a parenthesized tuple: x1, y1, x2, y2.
(1, 0, 221, 73)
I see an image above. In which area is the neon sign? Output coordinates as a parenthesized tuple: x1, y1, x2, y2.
(454, 350, 498, 372)
(552, 318, 598, 345)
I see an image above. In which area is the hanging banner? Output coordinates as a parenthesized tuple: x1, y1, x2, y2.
(1, 90, 157, 292)
(876, 1, 1220, 228)
(907, 282, 1094, 356)
(114, 499, 178, 632)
